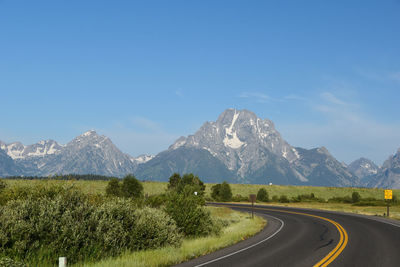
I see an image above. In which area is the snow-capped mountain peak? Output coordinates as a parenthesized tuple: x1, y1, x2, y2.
(0, 140, 63, 159)
(348, 157, 379, 179)
(168, 108, 300, 179)
(131, 154, 155, 164)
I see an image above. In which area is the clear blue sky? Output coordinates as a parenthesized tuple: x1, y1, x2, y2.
(1, 0, 399, 165)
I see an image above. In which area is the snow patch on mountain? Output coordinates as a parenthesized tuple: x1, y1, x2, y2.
(132, 154, 155, 164)
(0, 140, 64, 159)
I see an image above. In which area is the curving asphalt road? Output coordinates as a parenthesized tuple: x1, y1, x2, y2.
(176, 203, 400, 267)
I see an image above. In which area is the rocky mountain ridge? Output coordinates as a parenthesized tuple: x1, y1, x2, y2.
(0, 130, 148, 177)
(1, 109, 399, 188)
(136, 109, 358, 186)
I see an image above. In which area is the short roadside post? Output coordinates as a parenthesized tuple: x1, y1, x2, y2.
(249, 194, 256, 219)
(385, 190, 392, 217)
(59, 257, 67, 267)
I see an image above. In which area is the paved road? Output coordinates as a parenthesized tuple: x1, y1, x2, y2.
(176, 203, 400, 267)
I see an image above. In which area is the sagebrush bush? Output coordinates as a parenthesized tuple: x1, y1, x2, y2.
(278, 195, 289, 203)
(165, 193, 221, 237)
(0, 257, 26, 267)
(94, 200, 181, 254)
(0, 187, 181, 265)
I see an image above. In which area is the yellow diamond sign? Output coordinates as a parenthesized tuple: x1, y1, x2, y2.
(384, 190, 392, 200)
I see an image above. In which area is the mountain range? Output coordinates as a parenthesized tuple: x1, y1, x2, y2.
(1, 109, 399, 188)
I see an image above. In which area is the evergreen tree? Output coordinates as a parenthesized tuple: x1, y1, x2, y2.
(105, 178, 121, 197)
(352, 192, 361, 203)
(211, 182, 232, 202)
(256, 188, 269, 202)
(121, 174, 143, 199)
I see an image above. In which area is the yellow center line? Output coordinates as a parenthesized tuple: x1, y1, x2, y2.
(214, 204, 348, 267)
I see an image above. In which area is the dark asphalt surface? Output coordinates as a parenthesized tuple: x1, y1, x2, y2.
(176, 203, 400, 267)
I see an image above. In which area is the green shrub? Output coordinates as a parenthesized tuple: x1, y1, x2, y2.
(0, 184, 70, 206)
(0, 180, 6, 192)
(291, 193, 321, 203)
(0, 187, 181, 265)
(232, 194, 248, 202)
(256, 188, 269, 202)
(352, 192, 361, 203)
(392, 195, 398, 204)
(94, 200, 181, 254)
(131, 207, 182, 250)
(145, 194, 168, 208)
(167, 173, 205, 196)
(0, 188, 96, 264)
(164, 193, 221, 237)
(328, 196, 353, 203)
(211, 182, 232, 202)
(105, 178, 121, 197)
(105, 175, 143, 199)
(0, 257, 26, 267)
(278, 195, 289, 203)
(272, 195, 279, 202)
(121, 175, 143, 199)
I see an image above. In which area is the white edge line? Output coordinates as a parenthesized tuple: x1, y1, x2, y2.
(194, 214, 284, 267)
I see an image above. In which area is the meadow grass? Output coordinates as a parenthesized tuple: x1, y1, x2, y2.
(79, 207, 266, 267)
(2, 179, 168, 196)
(245, 201, 400, 221)
(4, 179, 399, 200)
(215, 183, 400, 201)
(4, 179, 399, 221)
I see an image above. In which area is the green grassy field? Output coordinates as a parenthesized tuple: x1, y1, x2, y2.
(3, 179, 399, 201)
(242, 202, 400, 221)
(80, 207, 265, 267)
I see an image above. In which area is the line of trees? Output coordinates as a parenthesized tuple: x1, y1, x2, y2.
(3, 174, 118, 181)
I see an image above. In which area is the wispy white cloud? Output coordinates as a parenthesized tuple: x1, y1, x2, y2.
(130, 116, 160, 131)
(278, 91, 400, 164)
(239, 92, 270, 103)
(284, 94, 310, 102)
(320, 92, 348, 106)
(356, 68, 400, 84)
(238, 91, 284, 103)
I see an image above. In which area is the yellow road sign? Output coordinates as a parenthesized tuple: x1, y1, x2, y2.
(385, 190, 393, 200)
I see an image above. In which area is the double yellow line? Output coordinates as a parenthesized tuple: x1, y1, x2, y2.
(216, 204, 348, 267)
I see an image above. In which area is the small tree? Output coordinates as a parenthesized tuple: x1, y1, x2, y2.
(211, 184, 222, 200)
(105, 178, 121, 197)
(352, 192, 361, 203)
(167, 173, 181, 191)
(257, 188, 269, 202)
(121, 174, 143, 199)
(220, 182, 232, 202)
(211, 182, 232, 202)
(167, 173, 205, 196)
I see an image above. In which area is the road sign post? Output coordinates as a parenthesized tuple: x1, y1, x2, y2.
(249, 194, 256, 219)
(385, 190, 392, 217)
